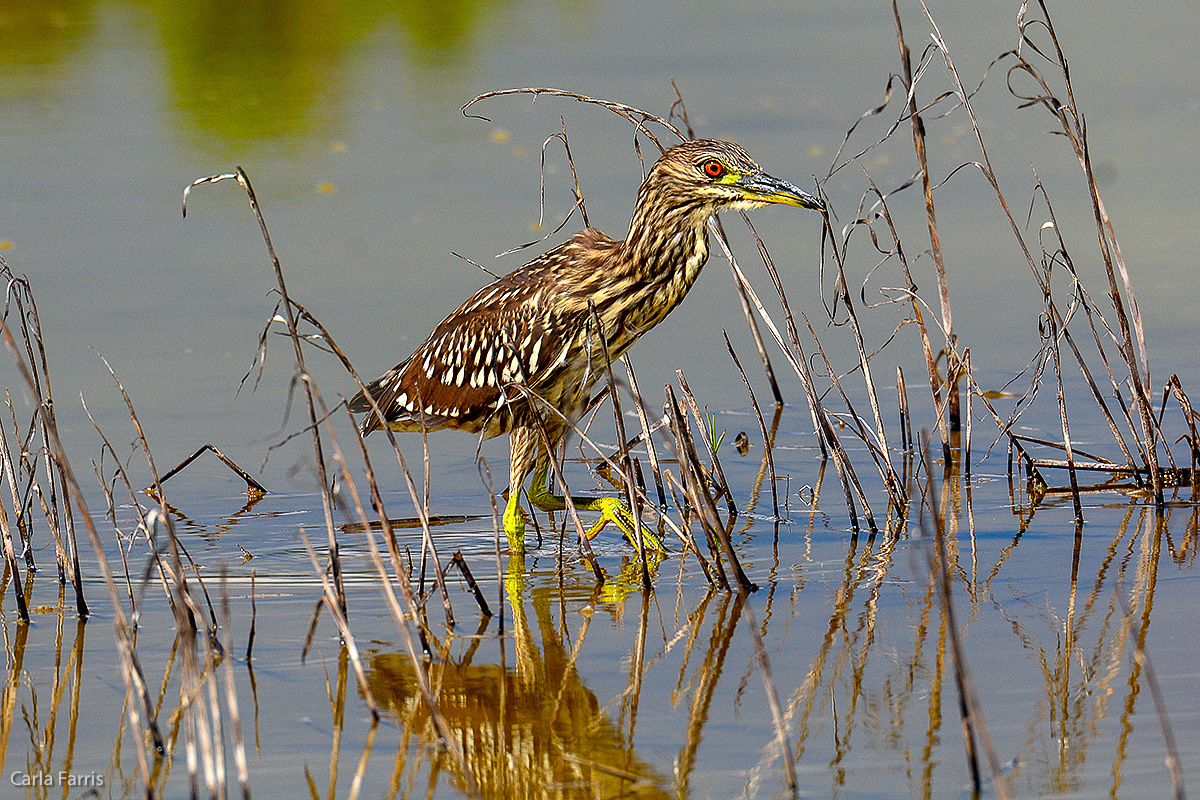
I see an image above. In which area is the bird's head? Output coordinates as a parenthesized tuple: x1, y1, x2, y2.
(642, 138, 823, 219)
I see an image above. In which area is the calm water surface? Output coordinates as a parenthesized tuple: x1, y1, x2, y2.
(1, 0, 1198, 797)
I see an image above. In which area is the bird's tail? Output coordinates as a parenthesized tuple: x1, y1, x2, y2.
(348, 382, 384, 435)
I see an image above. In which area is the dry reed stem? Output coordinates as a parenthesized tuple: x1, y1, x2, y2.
(99, 354, 227, 637)
(463, 88, 683, 156)
(675, 370, 734, 514)
(724, 333, 779, 519)
(450, 552, 492, 617)
(475, 458, 506, 631)
(664, 395, 727, 588)
(1165, 376, 1200, 498)
(710, 220, 870, 531)
(665, 384, 754, 592)
(1017, 2, 1155, 446)
(893, 0, 959, 455)
(247, 570, 257, 662)
(284, 299, 457, 621)
(0, 397, 35, 570)
(185, 169, 348, 615)
(906, 1, 1166, 498)
(296, 527, 380, 720)
(711, 217, 786, 405)
(187, 170, 465, 625)
(0, 264, 87, 614)
(752, 209, 903, 505)
(335, 420, 477, 791)
(622, 356, 669, 510)
(0, 427, 29, 621)
(0, 276, 179, 791)
(588, 302, 651, 585)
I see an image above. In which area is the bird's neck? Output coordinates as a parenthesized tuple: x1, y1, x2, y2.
(623, 187, 713, 293)
(599, 188, 715, 342)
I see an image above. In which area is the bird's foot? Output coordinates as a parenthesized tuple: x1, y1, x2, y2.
(506, 465, 667, 555)
(577, 496, 666, 554)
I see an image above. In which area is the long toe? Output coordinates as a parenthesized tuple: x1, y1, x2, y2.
(583, 497, 666, 553)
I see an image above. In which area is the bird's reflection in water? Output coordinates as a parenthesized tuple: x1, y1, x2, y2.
(367, 561, 672, 799)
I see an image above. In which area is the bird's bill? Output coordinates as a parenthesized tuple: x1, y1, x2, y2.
(738, 172, 824, 210)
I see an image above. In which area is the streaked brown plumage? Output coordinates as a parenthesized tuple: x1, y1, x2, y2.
(350, 138, 823, 552)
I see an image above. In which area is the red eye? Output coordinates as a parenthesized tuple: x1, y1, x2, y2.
(702, 159, 724, 178)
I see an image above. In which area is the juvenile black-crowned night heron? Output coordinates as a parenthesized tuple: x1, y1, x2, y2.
(350, 138, 823, 552)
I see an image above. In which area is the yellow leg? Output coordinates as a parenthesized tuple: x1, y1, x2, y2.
(502, 425, 665, 554)
(526, 460, 665, 553)
(502, 490, 526, 551)
(502, 426, 539, 554)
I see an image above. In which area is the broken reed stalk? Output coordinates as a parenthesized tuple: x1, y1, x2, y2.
(156, 443, 267, 496)
(675, 370, 735, 515)
(857, 176, 954, 468)
(665, 383, 754, 592)
(799, 310, 903, 510)
(0, 263, 87, 614)
(451, 551, 492, 617)
(724, 333, 779, 519)
(664, 389, 727, 587)
(1165, 376, 1200, 498)
(99, 354, 226, 634)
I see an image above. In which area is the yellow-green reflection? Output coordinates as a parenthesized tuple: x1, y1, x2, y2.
(0, 1, 93, 71)
(1, 0, 524, 148)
